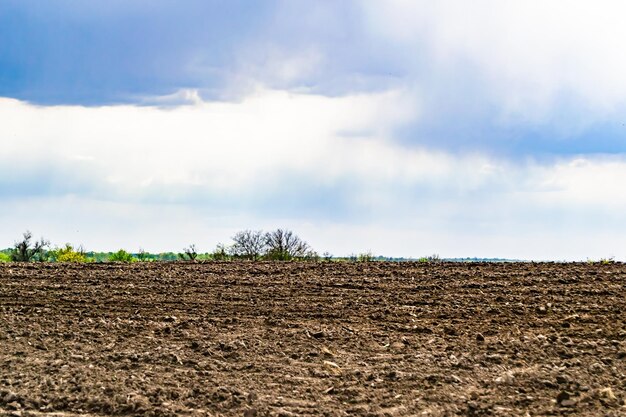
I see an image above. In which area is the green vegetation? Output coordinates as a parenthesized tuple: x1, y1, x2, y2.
(2, 230, 542, 264)
(587, 257, 615, 265)
(10, 231, 49, 262)
(179, 244, 198, 261)
(357, 252, 374, 262)
(108, 249, 135, 262)
(211, 244, 230, 261)
(418, 254, 442, 263)
(49, 244, 90, 263)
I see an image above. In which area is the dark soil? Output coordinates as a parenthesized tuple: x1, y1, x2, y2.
(0, 262, 625, 416)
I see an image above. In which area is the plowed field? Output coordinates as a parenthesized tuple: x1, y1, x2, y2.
(1, 262, 625, 416)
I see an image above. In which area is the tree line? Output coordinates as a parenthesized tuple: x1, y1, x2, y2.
(0, 229, 327, 263)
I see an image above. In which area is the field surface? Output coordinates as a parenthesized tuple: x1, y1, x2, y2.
(0, 262, 625, 416)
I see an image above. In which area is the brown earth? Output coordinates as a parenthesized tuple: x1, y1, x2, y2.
(0, 261, 625, 416)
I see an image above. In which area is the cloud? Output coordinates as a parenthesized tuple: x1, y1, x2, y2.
(0, 89, 420, 200)
(361, 0, 626, 123)
(2, 91, 626, 259)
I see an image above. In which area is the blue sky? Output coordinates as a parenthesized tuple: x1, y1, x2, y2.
(2, 0, 626, 259)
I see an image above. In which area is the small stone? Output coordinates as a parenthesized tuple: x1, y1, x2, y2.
(556, 375, 570, 385)
(3, 392, 19, 404)
(6, 401, 21, 411)
(556, 391, 570, 403)
(589, 362, 604, 374)
(390, 341, 405, 350)
(247, 391, 257, 403)
(386, 370, 402, 380)
(323, 360, 342, 375)
(599, 387, 616, 401)
(494, 371, 514, 385)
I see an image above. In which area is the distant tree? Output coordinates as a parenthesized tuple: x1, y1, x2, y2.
(108, 249, 135, 262)
(231, 230, 265, 260)
(264, 229, 310, 260)
(211, 243, 230, 261)
(418, 254, 442, 263)
(304, 250, 321, 262)
(136, 248, 149, 261)
(157, 252, 178, 261)
(358, 252, 374, 262)
(10, 231, 49, 262)
(179, 244, 198, 261)
(322, 252, 333, 262)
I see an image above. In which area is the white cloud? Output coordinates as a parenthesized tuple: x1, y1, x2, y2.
(361, 0, 626, 124)
(2, 91, 626, 259)
(1, 88, 423, 196)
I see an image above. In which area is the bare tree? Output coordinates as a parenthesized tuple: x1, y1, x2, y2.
(11, 231, 49, 262)
(231, 230, 265, 261)
(264, 229, 310, 260)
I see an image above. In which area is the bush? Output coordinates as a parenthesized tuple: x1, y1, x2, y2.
(303, 250, 321, 262)
(108, 249, 135, 262)
(358, 252, 374, 262)
(0, 252, 10, 262)
(418, 254, 442, 263)
(211, 244, 231, 261)
(51, 244, 89, 263)
(10, 231, 49, 262)
(179, 244, 198, 261)
(136, 249, 151, 261)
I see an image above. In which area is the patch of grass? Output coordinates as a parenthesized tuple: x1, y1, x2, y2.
(108, 249, 135, 262)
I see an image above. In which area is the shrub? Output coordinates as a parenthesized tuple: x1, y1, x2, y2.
(108, 249, 135, 262)
(418, 254, 442, 263)
(52, 244, 89, 263)
(10, 231, 49, 262)
(136, 249, 150, 261)
(322, 252, 333, 262)
(358, 252, 374, 262)
(0, 252, 10, 262)
(303, 250, 321, 262)
(211, 244, 231, 261)
(179, 244, 198, 261)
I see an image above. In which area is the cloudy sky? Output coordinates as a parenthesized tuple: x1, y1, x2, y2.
(2, 0, 626, 260)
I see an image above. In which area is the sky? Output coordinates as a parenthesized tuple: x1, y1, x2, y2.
(2, 0, 626, 260)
